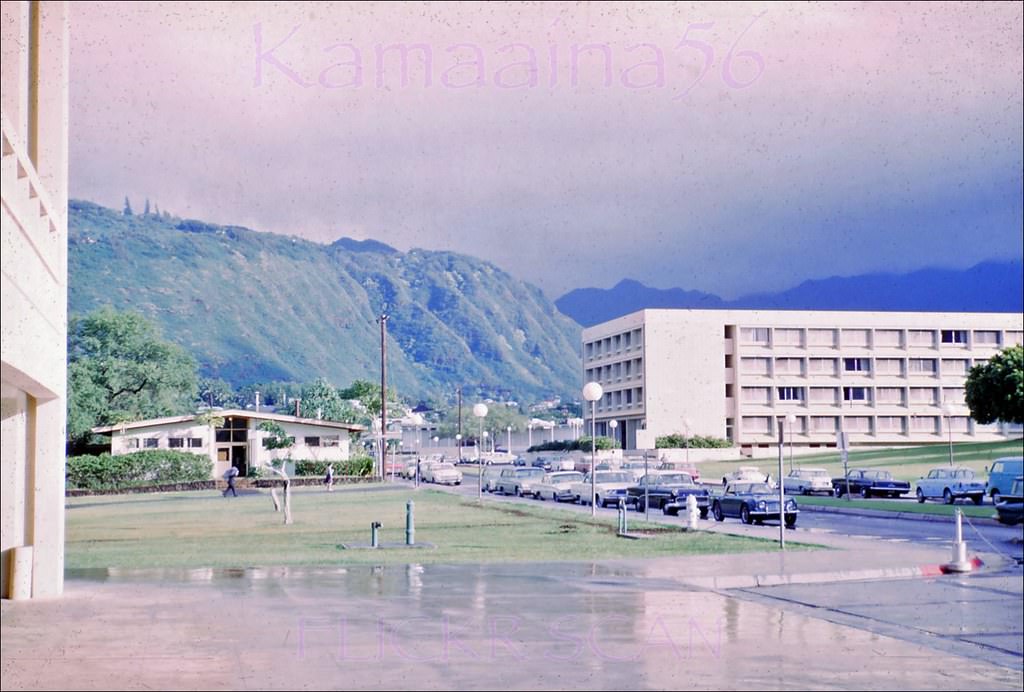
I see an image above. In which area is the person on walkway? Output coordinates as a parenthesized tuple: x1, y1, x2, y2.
(222, 465, 239, 497)
(324, 463, 334, 492)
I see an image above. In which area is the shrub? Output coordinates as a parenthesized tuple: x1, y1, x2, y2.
(526, 437, 618, 453)
(292, 455, 373, 478)
(655, 434, 732, 449)
(66, 450, 213, 490)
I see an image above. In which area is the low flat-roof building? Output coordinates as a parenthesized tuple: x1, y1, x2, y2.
(93, 410, 365, 479)
(582, 309, 1024, 453)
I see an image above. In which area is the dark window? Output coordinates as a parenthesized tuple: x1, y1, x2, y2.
(843, 358, 870, 372)
(843, 387, 869, 401)
(168, 437, 184, 448)
(144, 438, 159, 448)
(941, 330, 967, 344)
(305, 436, 320, 447)
(188, 438, 203, 448)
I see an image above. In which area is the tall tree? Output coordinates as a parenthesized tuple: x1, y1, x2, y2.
(123, 196, 133, 216)
(965, 345, 1024, 425)
(300, 378, 358, 422)
(144, 198, 151, 215)
(197, 377, 237, 408)
(67, 308, 199, 448)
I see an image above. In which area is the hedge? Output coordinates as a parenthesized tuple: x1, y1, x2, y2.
(66, 450, 213, 490)
(292, 455, 374, 478)
(655, 434, 732, 449)
(526, 436, 617, 453)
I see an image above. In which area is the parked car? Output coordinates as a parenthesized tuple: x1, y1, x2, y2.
(532, 471, 584, 502)
(656, 461, 701, 483)
(833, 469, 910, 498)
(513, 456, 530, 467)
(494, 467, 546, 496)
(783, 468, 833, 496)
(994, 476, 1023, 526)
(915, 466, 986, 505)
(481, 464, 515, 492)
(422, 462, 463, 485)
(618, 461, 649, 482)
(711, 482, 799, 528)
(570, 471, 633, 507)
(722, 466, 769, 486)
(627, 473, 709, 517)
(549, 456, 576, 471)
(986, 457, 1024, 505)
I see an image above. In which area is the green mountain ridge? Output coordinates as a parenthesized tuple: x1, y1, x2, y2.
(68, 200, 582, 402)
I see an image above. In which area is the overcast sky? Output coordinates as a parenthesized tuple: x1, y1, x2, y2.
(69, 1, 1023, 299)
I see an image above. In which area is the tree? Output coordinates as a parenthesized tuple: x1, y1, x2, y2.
(197, 377, 236, 408)
(965, 345, 1024, 425)
(144, 198, 151, 215)
(123, 196, 133, 216)
(67, 308, 199, 449)
(300, 378, 358, 422)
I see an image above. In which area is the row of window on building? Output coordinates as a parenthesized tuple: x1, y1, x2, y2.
(736, 356, 984, 377)
(736, 385, 965, 406)
(124, 435, 337, 450)
(740, 415, 1012, 435)
(585, 357, 643, 383)
(592, 387, 643, 410)
(737, 327, 1020, 349)
(584, 328, 643, 360)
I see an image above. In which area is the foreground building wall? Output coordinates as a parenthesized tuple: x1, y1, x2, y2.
(1, 1, 70, 599)
(583, 309, 1024, 452)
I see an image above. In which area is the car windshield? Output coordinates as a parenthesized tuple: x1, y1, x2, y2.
(654, 474, 693, 485)
(547, 472, 582, 483)
(434, 464, 456, 471)
(595, 472, 630, 483)
(746, 483, 773, 494)
(516, 468, 545, 478)
(805, 469, 828, 477)
(952, 469, 975, 479)
(863, 470, 891, 480)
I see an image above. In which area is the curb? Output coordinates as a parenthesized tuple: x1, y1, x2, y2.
(682, 556, 988, 590)
(798, 502, 1004, 526)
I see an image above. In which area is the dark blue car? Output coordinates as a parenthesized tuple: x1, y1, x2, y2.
(711, 482, 799, 528)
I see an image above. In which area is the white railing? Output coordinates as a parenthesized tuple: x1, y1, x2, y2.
(1, 110, 66, 280)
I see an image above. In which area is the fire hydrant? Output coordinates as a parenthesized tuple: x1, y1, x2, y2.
(686, 494, 700, 530)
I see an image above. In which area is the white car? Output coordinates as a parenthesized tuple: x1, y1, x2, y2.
(423, 462, 463, 485)
(723, 466, 771, 486)
(532, 471, 584, 502)
(783, 468, 833, 496)
(916, 466, 986, 505)
(571, 471, 633, 507)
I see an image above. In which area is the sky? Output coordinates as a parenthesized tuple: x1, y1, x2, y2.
(69, 1, 1024, 299)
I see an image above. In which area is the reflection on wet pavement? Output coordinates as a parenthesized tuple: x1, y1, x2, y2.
(3, 562, 1021, 691)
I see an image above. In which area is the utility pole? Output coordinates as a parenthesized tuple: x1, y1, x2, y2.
(457, 386, 463, 460)
(379, 312, 389, 481)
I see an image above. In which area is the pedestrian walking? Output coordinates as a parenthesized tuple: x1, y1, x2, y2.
(222, 465, 239, 497)
(324, 463, 334, 492)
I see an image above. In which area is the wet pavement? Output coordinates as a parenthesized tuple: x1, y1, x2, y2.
(3, 555, 1022, 690)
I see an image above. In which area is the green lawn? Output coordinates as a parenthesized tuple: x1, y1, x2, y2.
(697, 439, 1023, 484)
(793, 494, 995, 518)
(65, 487, 815, 569)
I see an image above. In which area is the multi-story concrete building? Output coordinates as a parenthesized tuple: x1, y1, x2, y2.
(582, 309, 1024, 453)
(1, 1, 70, 599)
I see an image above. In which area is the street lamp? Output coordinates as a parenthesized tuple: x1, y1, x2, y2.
(432, 435, 439, 448)
(506, 426, 512, 454)
(482, 430, 489, 458)
(455, 433, 462, 465)
(473, 403, 488, 500)
(786, 413, 797, 473)
(608, 419, 618, 449)
(582, 381, 604, 517)
(942, 402, 955, 467)
(683, 418, 693, 467)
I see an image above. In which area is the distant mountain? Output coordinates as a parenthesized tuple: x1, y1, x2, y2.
(556, 261, 1024, 326)
(68, 200, 582, 401)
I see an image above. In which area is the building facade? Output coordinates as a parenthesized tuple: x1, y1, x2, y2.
(582, 309, 1024, 453)
(93, 410, 364, 479)
(1, 1, 70, 599)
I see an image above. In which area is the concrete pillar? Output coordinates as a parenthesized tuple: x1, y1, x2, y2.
(28, 395, 65, 597)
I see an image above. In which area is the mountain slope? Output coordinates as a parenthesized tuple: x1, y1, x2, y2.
(68, 200, 581, 400)
(556, 261, 1024, 326)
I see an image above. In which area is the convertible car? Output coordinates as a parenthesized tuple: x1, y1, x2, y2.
(711, 482, 799, 528)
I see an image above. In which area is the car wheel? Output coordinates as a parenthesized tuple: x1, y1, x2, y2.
(785, 515, 797, 529)
(835, 485, 844, 498)
(699, 508, 709, 520)
(991, 490, 1002, 505)
(860, 488, 870, 499)
(916, 488, 925, 504)
(971, 494, 983, 506)
(712, 502, 724, 522)
(552, 492, 559, 502)
(801, 487, 809, 496)
(636, 498, 646, 513)
(943, 489, 953, 505)
(595, 495, 602, 507)
(515, 486, 523, 497)
(740, 505, 752, 525)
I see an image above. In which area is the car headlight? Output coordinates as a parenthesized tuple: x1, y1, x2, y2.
(756, 501, 766, 510)
(785, 500, 796, 509)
